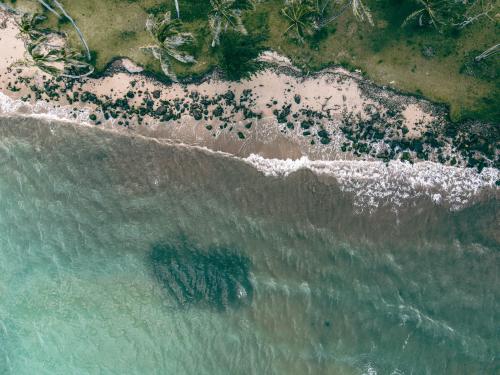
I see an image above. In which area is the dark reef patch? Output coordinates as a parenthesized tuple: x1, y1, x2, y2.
(149, 242, 253, 311)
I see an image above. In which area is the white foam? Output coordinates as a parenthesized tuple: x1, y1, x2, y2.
(243, 154, 498, 211)
(1, 92, 497, 212)
(0, 92, 92, 124)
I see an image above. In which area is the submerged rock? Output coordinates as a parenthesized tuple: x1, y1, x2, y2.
(149, 243, 253, 311)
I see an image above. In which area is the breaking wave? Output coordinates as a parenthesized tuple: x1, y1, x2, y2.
(244, 154, 498, 211)
(1, 91, 498, 212)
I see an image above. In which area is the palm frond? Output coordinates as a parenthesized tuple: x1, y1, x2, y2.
(475, 43, 500, 61)
(281, 0, 315, 43)
(142, 11, 196, 80)
(351, 0, 373, 25)
(209, 0, 248, 47)
(402, 8, 425, 27)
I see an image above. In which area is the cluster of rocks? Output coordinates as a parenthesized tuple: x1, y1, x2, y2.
(5, 71, 498, 172)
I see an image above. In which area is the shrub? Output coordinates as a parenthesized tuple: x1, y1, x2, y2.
(218, 31, 266, 81)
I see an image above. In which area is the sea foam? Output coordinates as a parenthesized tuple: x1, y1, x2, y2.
(1, 92, 497, 212)
(244, 154, 498, 211)
(0, 92, 92, 124)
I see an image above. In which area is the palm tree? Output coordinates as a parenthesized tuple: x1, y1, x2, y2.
(35, 0, 91, 60)
(26, 36, 61, 75)
(20, 28, 93, 78)
(49, 0, 91, 60)
(17, 11, 93, 78)
(281, 0, 315, 43)
(402, 0, 443, 30)
(453, 0, 496, 29)
(314, 0, 373, 29)
(174, 0, 180, 19)
(143, 11, 196, 80)
(17, 13, 47, 39)
(208, 0, 248, 47)
(475, 43, 499, 61)
(351, 0, 373, 25)
(36, 0, 62, 19)
(28, 40, 94, 78)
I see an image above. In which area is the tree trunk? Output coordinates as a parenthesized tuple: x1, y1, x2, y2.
(174, 0, 180, 19)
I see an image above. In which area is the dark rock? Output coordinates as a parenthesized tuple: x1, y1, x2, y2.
(301, 120, 313, 129)
(213, 106, 224, 117)
(156, 105, 168, 116)
(317, 129, 329, 138)
(190, 104, 203, 120)
(224, 90, 235, 101)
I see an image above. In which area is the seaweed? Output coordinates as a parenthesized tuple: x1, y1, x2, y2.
(149, 242, 253, 311)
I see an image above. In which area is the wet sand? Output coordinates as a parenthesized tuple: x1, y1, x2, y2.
(0, 8, 447, 162)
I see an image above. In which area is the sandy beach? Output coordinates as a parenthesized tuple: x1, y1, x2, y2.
(1, 4, 500, 375)
(0, 9, 443, 159)
(0, 8, 496, 169)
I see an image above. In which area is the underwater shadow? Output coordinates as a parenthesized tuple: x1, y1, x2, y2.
(149, 241, 253, 312)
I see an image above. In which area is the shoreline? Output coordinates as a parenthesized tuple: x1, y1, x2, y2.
(0, 111, 498, 213)
(0, 8, 498, 169)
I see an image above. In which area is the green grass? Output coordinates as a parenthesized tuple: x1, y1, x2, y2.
(4, 0, 499, 122)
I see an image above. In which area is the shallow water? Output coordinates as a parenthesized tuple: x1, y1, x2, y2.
(0, 116, 498, 374)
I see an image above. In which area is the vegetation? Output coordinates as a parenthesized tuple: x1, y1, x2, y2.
(143, 10, 195, 80)
(281, 0, 315, 43)
(208, 0, 248, 47)
(15, 10, 93, 77)
(218, 31, 266, 80)
(2, 0, 499, 121)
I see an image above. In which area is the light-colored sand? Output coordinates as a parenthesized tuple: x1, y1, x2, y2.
(401, 103, 435, 138)
(0, 12, 25, 73)
(0, 9, 441, 161)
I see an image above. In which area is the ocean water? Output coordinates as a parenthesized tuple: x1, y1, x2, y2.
(0, 115, 498, 375)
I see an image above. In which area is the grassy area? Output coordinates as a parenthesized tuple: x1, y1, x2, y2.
(3, 0, 499, 122)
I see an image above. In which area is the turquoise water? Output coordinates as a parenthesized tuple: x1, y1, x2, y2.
(0, 116, 498, 374)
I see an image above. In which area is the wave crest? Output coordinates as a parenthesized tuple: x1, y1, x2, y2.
(244, 154, 498, 211)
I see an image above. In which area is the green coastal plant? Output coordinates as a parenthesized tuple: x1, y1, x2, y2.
(208, 0, 248, 47)
(27, 39, 94, 77)
(17, 12, 46, 38)
(143, 11, 196, 80)
(17, 10, 94, 78)
(402, 0, 497, 32)
(475, 43, 500, 61)
(218, 31, 265, 80)
(402, 0, 444, 30)
(36, 0, 91, 60)
(281, 0, 316, 43)
(317, 0, 373, 27)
